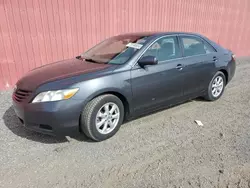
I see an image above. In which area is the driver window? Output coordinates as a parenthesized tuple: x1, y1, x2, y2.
(141, 36, 181, 62)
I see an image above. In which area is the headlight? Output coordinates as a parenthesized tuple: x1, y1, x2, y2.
(32, 88, 79, 103)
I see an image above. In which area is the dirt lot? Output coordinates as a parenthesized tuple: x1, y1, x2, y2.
(1, 58, 250, 188)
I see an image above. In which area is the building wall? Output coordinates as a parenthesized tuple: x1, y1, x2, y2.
(1, 0, 250, 90)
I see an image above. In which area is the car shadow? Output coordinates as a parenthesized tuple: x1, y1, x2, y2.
(3, 97, 205, 144)
(2, 106, 93, 144)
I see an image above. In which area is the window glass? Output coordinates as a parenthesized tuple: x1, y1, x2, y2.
(142, 36, 181, 62)
(181, 36, 215, 57)
(82, 35, 149, 64)
(204, 42, 216, 53)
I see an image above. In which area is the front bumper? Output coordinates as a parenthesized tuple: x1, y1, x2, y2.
(12, 97, 84, 136)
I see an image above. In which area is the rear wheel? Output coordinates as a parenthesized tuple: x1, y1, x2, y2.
(204, 71, 226, 101)
(81, 94, 124, 141)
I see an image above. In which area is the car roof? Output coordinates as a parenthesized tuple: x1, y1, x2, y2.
(117, 31, 203, 38)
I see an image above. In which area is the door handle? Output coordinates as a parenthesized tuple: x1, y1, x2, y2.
(176, 64, 183, 70)
(213, 56, 218, 62)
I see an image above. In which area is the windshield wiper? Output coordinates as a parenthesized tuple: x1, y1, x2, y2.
(84, 57, 106, 64)
(76, 55, 82, 59)
(85, 58, 99, 63)
(80, 55, 106, 64)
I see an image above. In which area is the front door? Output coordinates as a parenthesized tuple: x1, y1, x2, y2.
(131, 36, 185, 112)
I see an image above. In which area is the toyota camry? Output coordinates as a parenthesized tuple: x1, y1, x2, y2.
(12, 32, 236, 141)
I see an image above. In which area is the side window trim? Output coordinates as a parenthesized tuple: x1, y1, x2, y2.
(132, 35, 176, 68)
(178, 34, 216, 58)
(180, 34, 216, 52)
(137, 35, 183, 64)
(155, 36, 181, 63)
(202, 39, 217, 53)
(177, 34, 185, 57)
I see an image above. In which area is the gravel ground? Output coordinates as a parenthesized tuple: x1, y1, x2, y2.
(1, 58, 250, 188)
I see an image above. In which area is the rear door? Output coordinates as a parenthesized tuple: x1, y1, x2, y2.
(178, 35, 217, 96)
(131, 35, 185, 112)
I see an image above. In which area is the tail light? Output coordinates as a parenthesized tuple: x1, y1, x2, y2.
(228, 48, 236, 62)
(232, 53, 236, 62)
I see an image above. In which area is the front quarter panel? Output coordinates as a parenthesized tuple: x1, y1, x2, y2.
(73, 69, 132, 105)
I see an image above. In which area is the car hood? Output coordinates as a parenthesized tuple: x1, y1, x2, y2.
(16, 58, 111, 91)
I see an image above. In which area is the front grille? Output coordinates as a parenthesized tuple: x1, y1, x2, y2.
(13, 89, 32, 102)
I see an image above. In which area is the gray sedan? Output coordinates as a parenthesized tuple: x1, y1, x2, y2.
(12, 32, 236, 141)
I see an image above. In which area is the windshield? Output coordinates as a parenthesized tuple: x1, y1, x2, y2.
(81, 35, 149, 64)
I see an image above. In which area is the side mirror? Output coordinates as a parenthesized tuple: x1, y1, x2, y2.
(138, 56, 158, 67)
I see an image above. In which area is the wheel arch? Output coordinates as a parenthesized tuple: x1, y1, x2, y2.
(94, 91, 130, 117)
(218, 69, 228, 84)
(84, 88, 131, 118)
(78, 89, 131, 134)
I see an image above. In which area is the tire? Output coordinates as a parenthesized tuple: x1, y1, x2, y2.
(81, 94, 124, 141)
(204, 71, 226, 101)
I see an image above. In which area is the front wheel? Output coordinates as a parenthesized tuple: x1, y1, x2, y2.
(80, 94, 124, 141)
(204, 71, 226, 101)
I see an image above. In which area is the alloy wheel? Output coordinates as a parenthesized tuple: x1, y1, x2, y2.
(211, 75, 224, 98)
(95, 102, 120, 134)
